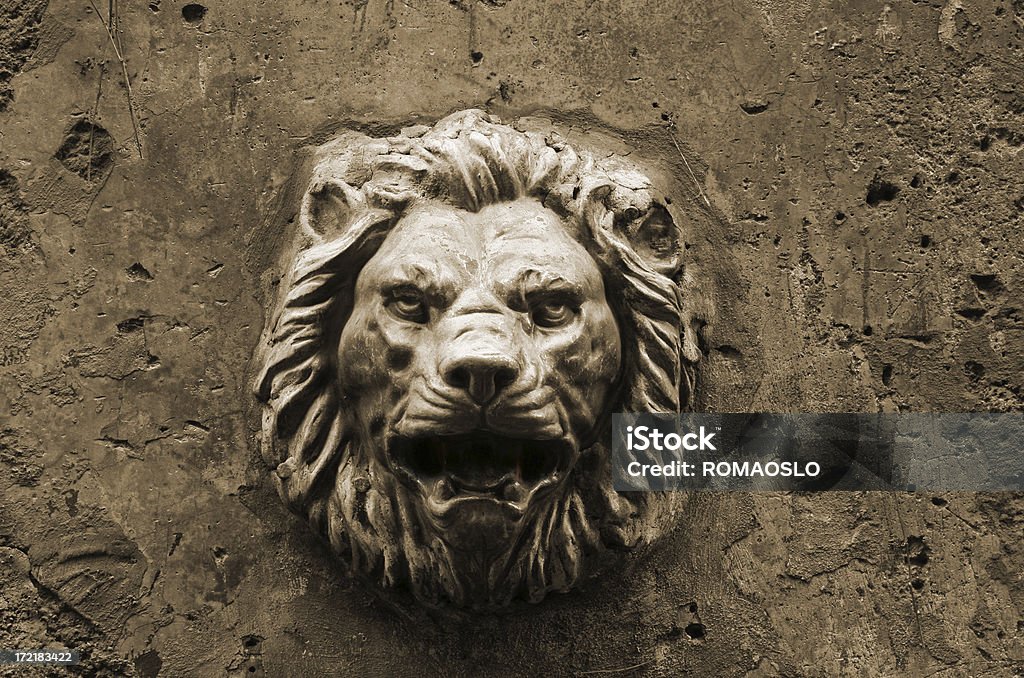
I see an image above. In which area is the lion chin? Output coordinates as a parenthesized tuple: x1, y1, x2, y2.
(255, 109, 699, 609)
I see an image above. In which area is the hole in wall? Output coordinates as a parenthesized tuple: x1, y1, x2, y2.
(866, 177, 900, 206)
(970, 273, 1001, 292)
(683, 622, 706, 640)
(126, 262, 153, 281)
(181, 3, 207, 23)
(54, 119, 114, 181)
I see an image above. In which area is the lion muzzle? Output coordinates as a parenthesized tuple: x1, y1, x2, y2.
(439, 321, 523, 406)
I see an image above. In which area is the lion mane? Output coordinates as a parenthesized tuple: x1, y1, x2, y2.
(254, 109, 703, 607)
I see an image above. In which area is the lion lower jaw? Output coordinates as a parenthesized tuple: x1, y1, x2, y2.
(417, 475, 574, 552)
(320, 443, 607, 607)
(401, 483, 599, 607)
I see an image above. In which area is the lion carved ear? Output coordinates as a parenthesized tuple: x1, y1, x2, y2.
(617, 203, 682, 277)
(580, 183, 684, 279)
(300, 178, 366, 242)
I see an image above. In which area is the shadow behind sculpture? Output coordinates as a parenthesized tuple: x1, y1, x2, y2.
(254, 109, 703, 608)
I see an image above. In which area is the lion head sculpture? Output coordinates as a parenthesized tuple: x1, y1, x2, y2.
(254, 109, 704, 608)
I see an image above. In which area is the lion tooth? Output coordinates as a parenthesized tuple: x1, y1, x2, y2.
(436, 478, 454, 501)
(503, 481, 523, 502)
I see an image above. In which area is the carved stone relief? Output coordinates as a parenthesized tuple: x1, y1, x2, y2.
(254, 109, 701, 608)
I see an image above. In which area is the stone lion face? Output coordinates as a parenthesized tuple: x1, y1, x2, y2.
(255, 109, 701, 608)
(336, 199, 621, 551)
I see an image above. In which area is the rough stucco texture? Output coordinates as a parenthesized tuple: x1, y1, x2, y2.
(0, 0, 1022, 676)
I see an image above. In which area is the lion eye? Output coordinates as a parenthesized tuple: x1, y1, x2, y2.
(387, 290, 429, 324)
(531, 300, 576, 328)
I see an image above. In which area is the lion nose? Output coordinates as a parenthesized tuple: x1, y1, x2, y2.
(442, 352, 519, 405)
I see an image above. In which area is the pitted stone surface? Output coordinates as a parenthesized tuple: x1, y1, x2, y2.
(0, 0, 1021, 675)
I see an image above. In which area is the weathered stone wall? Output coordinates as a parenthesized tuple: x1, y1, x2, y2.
(1, 0, 1021, 675)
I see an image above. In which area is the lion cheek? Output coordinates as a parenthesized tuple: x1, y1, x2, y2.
(554, 323, 621, 391)
(547, 339, 621, 437)
(337, 324, 392, 396)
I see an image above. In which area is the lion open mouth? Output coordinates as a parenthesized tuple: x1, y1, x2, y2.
(388, 432, 573, 508)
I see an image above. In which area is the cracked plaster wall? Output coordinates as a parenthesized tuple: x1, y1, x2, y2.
(0, 0, 1022, 675)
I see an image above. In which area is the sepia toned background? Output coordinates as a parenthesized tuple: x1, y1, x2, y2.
(1, 0, 1022, 674)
